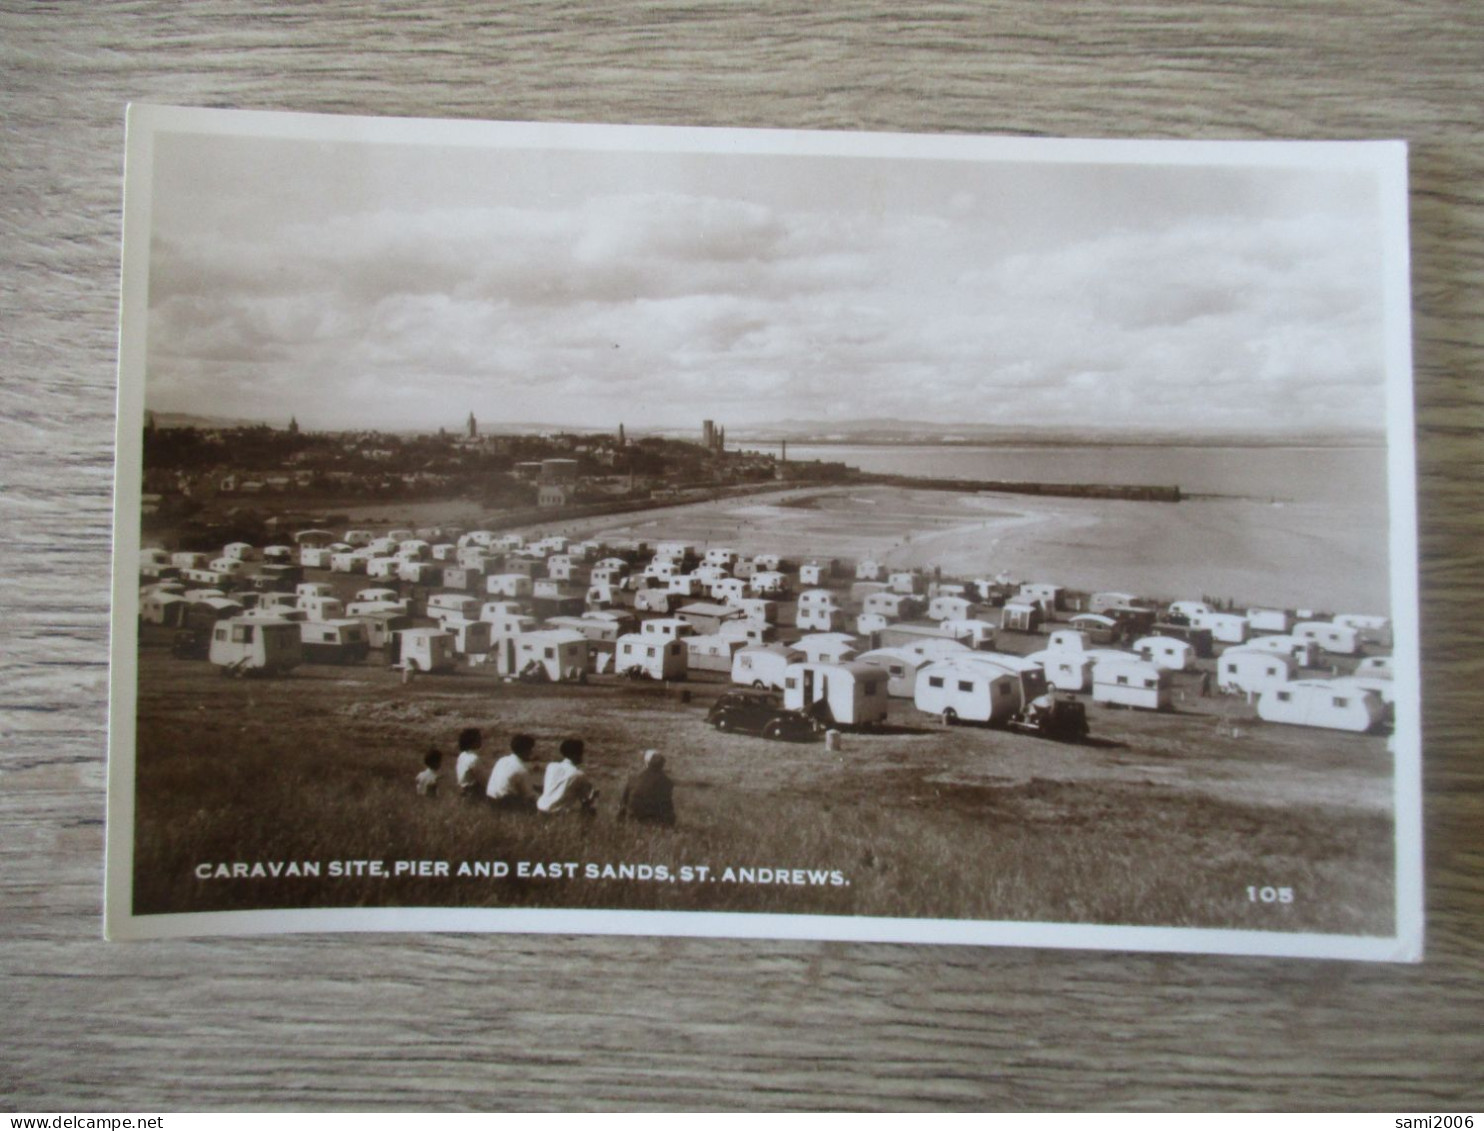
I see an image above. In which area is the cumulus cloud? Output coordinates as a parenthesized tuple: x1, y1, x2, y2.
(143, 135, 1393, 437)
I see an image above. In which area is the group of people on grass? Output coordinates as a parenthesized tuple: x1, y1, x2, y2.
(417, 727, 675, 826)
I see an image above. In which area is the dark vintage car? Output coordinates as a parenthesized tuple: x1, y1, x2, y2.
(706, 690, 822, 743)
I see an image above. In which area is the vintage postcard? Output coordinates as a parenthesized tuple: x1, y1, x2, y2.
(106, 106, 1421, 960)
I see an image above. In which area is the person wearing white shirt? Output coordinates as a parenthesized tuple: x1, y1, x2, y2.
(454, 727, 484, 798)
(537, 737, 598, 815)
(487, 733, 538, 810)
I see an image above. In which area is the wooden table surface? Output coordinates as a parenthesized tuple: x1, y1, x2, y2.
(2, 2, 1480, 1111)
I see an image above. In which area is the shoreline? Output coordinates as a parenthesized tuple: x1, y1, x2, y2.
(325, 472, 1393, 615)
(509, 484, 1392, 614)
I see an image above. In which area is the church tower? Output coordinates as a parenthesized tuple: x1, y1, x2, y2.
(467, 411, 477, 439)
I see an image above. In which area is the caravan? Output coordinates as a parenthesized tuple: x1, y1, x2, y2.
(676, 602, 745, 637)
(795, 632, 859, 664)
(352, 610, 419, 650)
(927, 594, 974, 622)
(1293, 621, 1361, 656)
(494, 629, 589, 681)
(667, 573, 705, 598)
(209, 617, 303, 675)
(1191, 611, 1249, 645)
(544, 616, 624, 644)
(750, 570, 789, 597)
(1246, 607, 1294, 635)
(862, 591, 922, 621)
(299, 595, 346, 623)
(1091, 658, 1171, 711)
(796, 589, 845, 631)
(718, 619, 774, 646)
(1167, 600, 1212, 622)
(888, 571, 924, 596)
(633, 588, 674, 614)
(586, 582, 621, 609)
(439, 566, 484, 592)
(396, 628, 458, 673)
(796, 603, 847, 632)
(615, 633, 687, 680)
(299, 620, 371, 665)
(731, 643, 804, 690)
(734, 597, 778, 625)
(486, 573, 534, 599)
(941, 618, 996, 650)
(1067, 614, 1119, 645)
(782, 662, 889, 728)
(1028, 648, 1095, 693)
(709, 577, 748, 604)
(428, 594, 480, 621)
(441, 617, 494, 657)
(856, 646, 932, 698)
(1216, 648, 1296, 696)
(1018, 582, 1064, 611)
(297, 545, 336, 569)
(798, 561, 830, 586)
(1089, 591, 1139, 615)
(1257, 681, 1384, 732)
(1046, 629, 1091, 654)
(1000, 598, 1043, 633)
(1244, 634, 1320, 668)
(913, 655, 1048, 725)
(642, 617, 696, 642)
(1333, 613, 1392, 648)
(397, 561, 443, 586)
(1134, 635, 1194, 672)
(684, 633, 747, 674)
(140, 591, 189, 627)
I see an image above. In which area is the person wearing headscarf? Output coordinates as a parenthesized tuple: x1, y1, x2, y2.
(618, 749, 676, 827)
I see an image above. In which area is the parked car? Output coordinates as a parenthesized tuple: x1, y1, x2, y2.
(706, 691, 822, 742)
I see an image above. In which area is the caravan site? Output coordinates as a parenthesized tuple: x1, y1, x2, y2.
(129, 482, 1398, 935)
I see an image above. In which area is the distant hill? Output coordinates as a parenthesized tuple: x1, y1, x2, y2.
(720, 419, 1385, 448)
(149, 411, 262, 430)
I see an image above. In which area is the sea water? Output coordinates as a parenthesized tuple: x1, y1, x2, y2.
(751, 444, 1390, 506)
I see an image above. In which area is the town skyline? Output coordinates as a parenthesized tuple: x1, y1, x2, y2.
(145, 408, 1385, 447)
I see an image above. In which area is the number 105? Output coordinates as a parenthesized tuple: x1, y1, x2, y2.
(1247, 886, 1294, 903)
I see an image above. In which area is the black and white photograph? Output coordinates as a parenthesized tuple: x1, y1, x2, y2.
(107, 106, 1421, 959)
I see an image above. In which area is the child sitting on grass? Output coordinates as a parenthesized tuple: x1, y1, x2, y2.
(415, 747, 442, 796)
(455, 727, 485, 799)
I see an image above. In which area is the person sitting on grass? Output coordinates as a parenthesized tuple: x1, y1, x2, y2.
(454, 727, 485, 800)
(536, 737, 598, 816)
(486, 733, 538, 811)
(618, 749, 675, 827)
(415, 747, 442, 797)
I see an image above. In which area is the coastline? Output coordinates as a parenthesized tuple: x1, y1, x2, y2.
(348, 483, 1393, 614)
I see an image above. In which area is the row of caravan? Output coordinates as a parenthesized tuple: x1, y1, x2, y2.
(201, 614, 1387, 734)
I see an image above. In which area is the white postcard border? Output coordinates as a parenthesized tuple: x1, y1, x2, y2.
(105, 105, 1423, 961)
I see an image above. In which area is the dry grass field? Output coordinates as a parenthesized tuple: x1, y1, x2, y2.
(130, 625, 1395, 936)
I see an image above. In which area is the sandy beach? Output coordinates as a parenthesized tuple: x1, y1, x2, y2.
(558, 486, 1391, 613)
(355, 483, 1393, 613)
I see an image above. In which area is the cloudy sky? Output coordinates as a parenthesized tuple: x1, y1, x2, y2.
(142, 124, 1394, 437)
